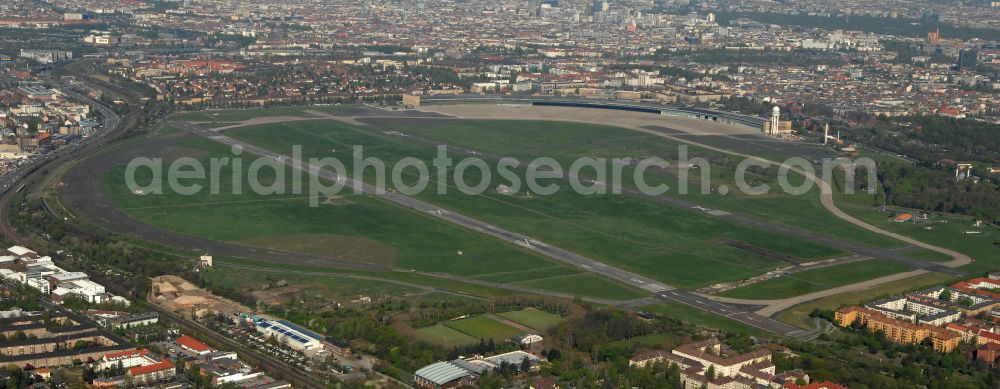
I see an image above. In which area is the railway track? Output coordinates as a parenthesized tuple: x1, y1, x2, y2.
(0, 60, 143, 243)
(0, 61, 349, 388)
(145, 301, 330, 389)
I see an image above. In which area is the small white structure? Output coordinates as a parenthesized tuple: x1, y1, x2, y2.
(514, 333, 544, 346)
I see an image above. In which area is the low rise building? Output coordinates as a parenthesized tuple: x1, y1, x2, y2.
(175, 335, 213, 355)
(415, 350, 544, 388)
(254, 319, 323, 353)
(127, 359, 175, 385)
(630, 339, 810, 388)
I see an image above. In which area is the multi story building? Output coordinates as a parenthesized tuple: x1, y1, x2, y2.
(96, 349, 159, 371)
(835, 307, 961, 352)
(629, 339, 812, 388)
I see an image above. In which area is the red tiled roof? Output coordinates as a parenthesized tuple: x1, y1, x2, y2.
(128, 360, 173, 376)
(175, 335, 211, 352)
(103, 349, 149, 360)
(978, 329, 1000, 343)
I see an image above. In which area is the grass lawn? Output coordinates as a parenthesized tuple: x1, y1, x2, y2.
(171, 106, 318, 122)
(637, 303, 769, 337)
(362, 117, 902, 249)
(211, 257, 647, 302)
(415, 324, 479, 348)
(225, 119, 846, 288)
(101, 137, 566, 279)
(511, 274, 648, 300)
(497, 308, 564, 331)
(597, 333, 685, 353)
(904, 249, 955, 262)
(774, 272, 958, 329)
(444, 315, 525, 341)
(835, 189, 1000, 275)
(717, 259, 913, 300)
(200, 265, 419, 303)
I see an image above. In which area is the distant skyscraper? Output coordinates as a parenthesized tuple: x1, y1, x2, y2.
(927, 28, 939, 45)
(956, 49, 978, 71)
(592, 0, 608, 15)
(527, 0, 538, 16)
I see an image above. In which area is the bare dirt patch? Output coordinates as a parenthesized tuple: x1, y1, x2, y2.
(151, 275, 256, 319)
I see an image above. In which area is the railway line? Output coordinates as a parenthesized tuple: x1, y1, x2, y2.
(145, 300, 330, 389)
(0, 60, 144, 244)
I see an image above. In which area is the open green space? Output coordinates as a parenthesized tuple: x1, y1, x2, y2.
(170, 105, 356, 122)
(497, 308, 564, 331)
(224, 119, 845, 288)
(717, 259, 913, 300)
(200, 264, 419, 302)
(414, 324, 479, 348)
(443, 315, 525, 341)
(637, 303, 769, 337)
(362, 117, 903, 249)
(512, 274, 647, 300)
(774, 272, 958, 329)
(594, 333, 686, 357)
(101, 137, 568, 279)
(171, 106, 318, 122)
(836, 186, 1000, 274)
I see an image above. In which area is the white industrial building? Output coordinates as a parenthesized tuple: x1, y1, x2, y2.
(0, 245, 127, 306)
(254, 320, 323, 352)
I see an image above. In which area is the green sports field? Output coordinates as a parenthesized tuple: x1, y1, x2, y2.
(497, 308, 564, 331)
(415, 324, 479, 348)
(443, 315, 525, 341)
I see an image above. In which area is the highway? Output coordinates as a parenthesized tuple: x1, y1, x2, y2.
(178, 122, 805, 336)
